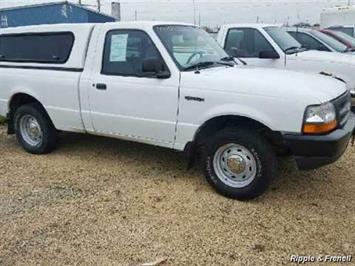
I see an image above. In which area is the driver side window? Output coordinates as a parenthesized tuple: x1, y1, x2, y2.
(102, 30, 167, 77)
(225, 28, 275, 58)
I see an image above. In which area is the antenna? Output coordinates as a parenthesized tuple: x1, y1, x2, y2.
(97, 0, 101, 12)
(193, 0, 196, 25)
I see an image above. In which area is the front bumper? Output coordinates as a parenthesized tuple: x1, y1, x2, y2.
(283, 113, 355, 170)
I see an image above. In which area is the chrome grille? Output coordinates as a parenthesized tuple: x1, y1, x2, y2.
(332, 91, 351, 128)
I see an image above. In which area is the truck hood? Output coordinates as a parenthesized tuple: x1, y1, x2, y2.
(287, 50, 355, 89)
(290, 50, 355, 65)
(181, 66, 347, 104)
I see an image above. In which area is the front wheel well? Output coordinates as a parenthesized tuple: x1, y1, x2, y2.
(7, 93, 49, 134)
(188, 115, 289, 159)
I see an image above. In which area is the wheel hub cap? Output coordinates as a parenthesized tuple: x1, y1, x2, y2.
(28, 121, 40, 137)
(19, 115, 43, 146)
(227, 155, 246, 174)
(213, 143, 257, 188)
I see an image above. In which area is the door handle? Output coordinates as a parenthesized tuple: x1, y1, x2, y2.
(95, 83, 107, 90)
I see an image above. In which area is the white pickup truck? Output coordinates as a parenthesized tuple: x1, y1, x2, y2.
(0, 22, 354, 200)
(217, 24, 355, 110)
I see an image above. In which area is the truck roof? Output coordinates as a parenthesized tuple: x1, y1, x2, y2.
(0, 21, 195, 35)
(106, 21, 195, 27)
(285, 27, 314, 32)
(0, 23, 97, 34)
(221, 23, 281, 30)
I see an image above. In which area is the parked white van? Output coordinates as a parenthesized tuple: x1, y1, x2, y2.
(217, 24, 355, 110)
(0, 22, 354, 200)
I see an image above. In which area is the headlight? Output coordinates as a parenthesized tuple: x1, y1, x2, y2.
(303, 102, 337, 134)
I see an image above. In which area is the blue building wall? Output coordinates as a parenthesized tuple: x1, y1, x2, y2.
(0, 2, 115, 28)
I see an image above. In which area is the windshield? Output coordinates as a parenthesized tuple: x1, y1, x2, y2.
(311, 30, 347, 52)
(154, 25, 230, 70)
(333, 31, 355, 47)
(264, 26, 302, 53)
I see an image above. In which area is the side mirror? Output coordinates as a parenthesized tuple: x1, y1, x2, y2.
(142, 57, 170, 79)
(259, 50, 280, 59)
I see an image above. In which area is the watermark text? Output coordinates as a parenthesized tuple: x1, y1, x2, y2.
(290, 255, 352, 264)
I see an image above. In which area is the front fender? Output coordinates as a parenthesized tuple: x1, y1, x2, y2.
(174, 97, 306, 151)
(199, 103, 276, 131)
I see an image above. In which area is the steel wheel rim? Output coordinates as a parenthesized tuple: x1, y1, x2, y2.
(213, 143, 257, 188)
(19, 115, 43, 147)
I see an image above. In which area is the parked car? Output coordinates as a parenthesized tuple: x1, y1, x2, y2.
(327, 26, 355, 37)
(320, 29, 355, 52)
(217, 24, 355, 111)
(286, 27, 355, 54)
(320, 5, 355, 36)
(0, 22, 354, 200)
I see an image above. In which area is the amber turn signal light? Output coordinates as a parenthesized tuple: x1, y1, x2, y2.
(303, 120, 337, 134)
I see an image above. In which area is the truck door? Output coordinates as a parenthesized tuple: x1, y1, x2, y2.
(86, 28, 180, 148)
(224, 28, 283, 68)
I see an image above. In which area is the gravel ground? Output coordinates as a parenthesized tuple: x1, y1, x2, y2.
(0, 124, 354, 265)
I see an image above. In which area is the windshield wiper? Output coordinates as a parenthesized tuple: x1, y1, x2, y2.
(183, 61, 233, 72)
(284, 46, 306, 54)
(221, 56, 247, 66)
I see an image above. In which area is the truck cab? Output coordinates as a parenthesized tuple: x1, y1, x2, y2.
(0, 22, 354, 200)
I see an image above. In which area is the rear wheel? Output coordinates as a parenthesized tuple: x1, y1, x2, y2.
(202, 127, 277, 200)
(14, 103, 58, 154)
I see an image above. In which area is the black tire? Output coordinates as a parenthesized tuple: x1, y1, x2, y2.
(202, 127, 277, 200)
(14, 103, 58, 154)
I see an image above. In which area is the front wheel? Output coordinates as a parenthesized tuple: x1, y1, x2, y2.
(203, 127, 277, 200)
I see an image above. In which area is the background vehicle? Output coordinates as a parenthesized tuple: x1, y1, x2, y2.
(286, 27, 354, 54)
(217, 24, 355, 111)
(0, 22, 354, 200)
(320, 29, 355, 51)
(321, 5, 355, 36)
(327, 26, 355, 37)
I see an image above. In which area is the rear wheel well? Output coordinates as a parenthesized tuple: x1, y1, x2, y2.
(7, 94, 49, 134)
(190, 115, 289, 157)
